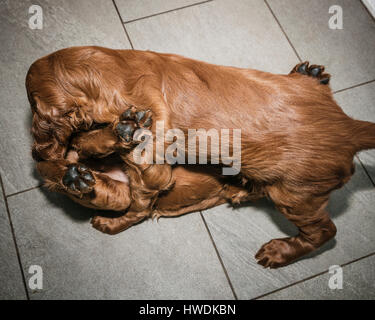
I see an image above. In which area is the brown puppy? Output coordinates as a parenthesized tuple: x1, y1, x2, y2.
(26, 46, 375, 268)
(65, 124, 257, 235)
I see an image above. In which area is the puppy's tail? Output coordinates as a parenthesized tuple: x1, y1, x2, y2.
(351, 119, 375, 152)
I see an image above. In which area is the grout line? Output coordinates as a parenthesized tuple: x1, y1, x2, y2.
(340, 251, 375, 268)
(0, 174, 30, 300)
(123, 0, 214, 24)
(253, 251, 375, 300)
(112, 0, 134, 49)
(123, 25, 135, 50)
(264, 0, 302, 62)
(7, 185, 42, 199)
(356, 155, 375, 187)
(199, 212, 238, 300)
(333, 79, 375, 94)
(253, 270, 327, 300)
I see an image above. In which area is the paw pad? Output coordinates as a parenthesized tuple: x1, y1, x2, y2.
(115, 107, 152, 144)
(62, 163, 95, 194)
(292, 61, 331, 85)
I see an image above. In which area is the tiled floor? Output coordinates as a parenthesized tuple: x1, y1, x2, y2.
(0, 0, 374, 300)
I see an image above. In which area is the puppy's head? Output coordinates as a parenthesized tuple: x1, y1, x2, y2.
(26, 46, 132, 161)
(26, 54, 75, 161)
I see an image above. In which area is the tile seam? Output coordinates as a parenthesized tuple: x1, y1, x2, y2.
(252, 251, 375, 300)
(264, 0, 302, 62)
(123, 0, 214, 24)
(199, 212, 238, 300)
(0, 174, 30, 300)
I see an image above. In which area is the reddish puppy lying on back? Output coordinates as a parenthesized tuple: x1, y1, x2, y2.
(26, 46, 375, 268)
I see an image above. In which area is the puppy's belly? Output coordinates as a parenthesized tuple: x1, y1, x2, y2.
(89, 157, 129, 184)
(101, 167, 129, 184)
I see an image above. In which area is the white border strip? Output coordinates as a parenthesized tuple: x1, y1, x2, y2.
(362, 0, 375, 18)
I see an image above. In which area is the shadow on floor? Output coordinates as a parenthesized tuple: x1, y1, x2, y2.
(34, 159, 375, 244)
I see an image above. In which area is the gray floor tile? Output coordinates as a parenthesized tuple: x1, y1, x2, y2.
(7, 188, 234, 299)
(0, 0, 131, 195)
(260, 255, 375, 300)
(334, 82, 375, 183)
(0, 184, 27, 300)
(115, 0, 204, 22)
(267, 0, 375, 91)
(126, 0, 299, 73)
(202, 161, 375, 299)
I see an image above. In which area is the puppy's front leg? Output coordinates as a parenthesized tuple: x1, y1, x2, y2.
(67, 128, 132, 212)
(70, 126, 119, 159)
(114, 106, 175, 213)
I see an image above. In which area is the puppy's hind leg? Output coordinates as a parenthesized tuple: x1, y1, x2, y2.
(37, 160, 96, 196)
(67, 130, 132, 212)
(70, 172, 132, 212)
(256, 186, 337, 268)
(91, 210, 150, 235)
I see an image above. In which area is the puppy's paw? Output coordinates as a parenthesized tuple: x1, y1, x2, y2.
(114, 106, 152, 146)
(255, 238, 298, 268)
(62, 163, 95, 195)
(91, 216, 127, 235)
(290, 61, 331, 85)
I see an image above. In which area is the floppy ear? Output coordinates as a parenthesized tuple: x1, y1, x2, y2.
(31, 96, 72, 161)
